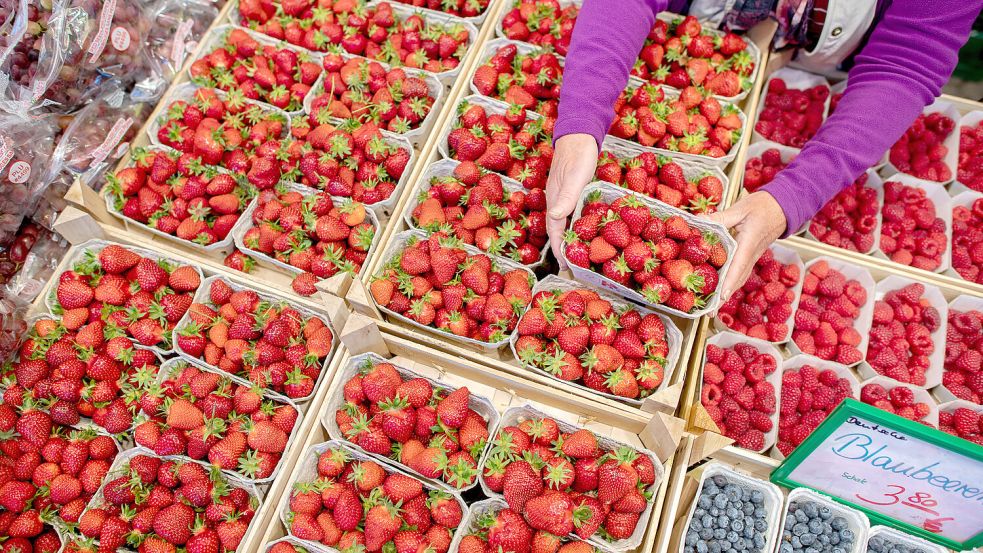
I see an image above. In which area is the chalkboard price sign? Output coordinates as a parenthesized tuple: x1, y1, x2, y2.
(771, 399, 983, 551)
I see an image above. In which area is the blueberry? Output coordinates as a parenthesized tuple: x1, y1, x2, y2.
(700, 495, 713, 509)
(713, 475, 728, 487)
(745, 503, 757, 516)
(718, 516, 731, 528)
(792, 536, 803, 548)
(686, 546, 696, 553)
(755, 519, 768, 532)
(781, 543, 795, 553)
(727, 531, 741, 543)
(795, 508, 810, 524)
(808, 520, 823, 534)
(742, 488, 752, 501)
(793, 523, 809, 537)
(727, 507, 741, 519)
(754, 506, 767, 519)
(732, 520, 745, 533)
(840, 529, 854, 542)
(698, 541, 710, 553)
(800, 534, 815, 546)
(701, 528, 714, 540)
(711, 507, 722, 517)
(818, 534, 830, 545)
(687, 531, 700, 546)
(805, 547, 820, 553)
(751, 490, 764, 505)
(715, 495, 730, 509)
(785, 518, 796, 531)
(710, 541, 722, 553)
(744, 525, 755, 539)
(831, 534, 840, 545)
(754, 535, 766, 549)
(831, 517, 848, 531)
(703, 515, 715, 528)
(833, 548, 846, 553)
(715, 528, 728, 540)
(818, 506, 832, 520)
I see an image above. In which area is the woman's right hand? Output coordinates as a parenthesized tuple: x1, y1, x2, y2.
(546, 133, 599, 270)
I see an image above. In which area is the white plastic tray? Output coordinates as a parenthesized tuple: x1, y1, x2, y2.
(884, 99, 960, 186)
(944, 190, 982, 283)
(563, 181, 736, 319)
(873, 174, 953, 274)
(933, 294, 983, 404)
(780, 487, 870, 553)
(508, 274, 684, 407)
(321, 352, 500, 493)
(857, 375, 940, 428)
(751, 68, 831, 147)
(171, 275, 337, 404)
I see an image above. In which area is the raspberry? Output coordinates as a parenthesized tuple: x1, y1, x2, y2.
(811, 387, 839, 411)
(735, 387, 756, 410)
(705, 404, 723, 425)
(913, 403, 930, 419)
(701, 383, 723, 406)
(888, 386, 915, 408)
(722, 372, 746, 396)
(749, 411, 773, 432)
(733, 343, 760, 363)
(726, 410, 750, 436)
(736, 429, 765, 451)
(744, 363, 765, 384)
(939, 411, 953, 426)
(790, 424, 813, 445)
(754, 393, 776, 415)
(953, 408, 979, 437)
(873, 399, 895, 413)
(754, 380, 775, 396)
(703, 363, 725, 385)
(705, 344, 724, 364)
(860, 383, 887, 404)
(834, 345, 862, 365)
(721, 350, 745, 373)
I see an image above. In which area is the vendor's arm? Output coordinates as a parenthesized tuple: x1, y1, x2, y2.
(713, 0, 978, 302)
(547, 0, 684, 266)
(760, 0, 979, 236)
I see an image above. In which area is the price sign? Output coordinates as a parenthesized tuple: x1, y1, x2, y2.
(772, 399, 983, 551)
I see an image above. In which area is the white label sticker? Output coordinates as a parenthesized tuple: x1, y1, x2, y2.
(0, 137, 13, 173)
(90, 117, 133, 165)
(8, 161, 31, 184)
(110, 26, 131, 51)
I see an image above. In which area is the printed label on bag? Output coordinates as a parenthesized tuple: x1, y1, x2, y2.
(8, 161, 30, 184)
(87, 0, 117, 63)
(170, 18, 195, 67)
(0, 137, 13, 174)
(91, 117, 133, 165)
(111, 26, 131, 51)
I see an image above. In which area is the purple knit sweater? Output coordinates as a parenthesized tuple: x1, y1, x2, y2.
(553, 0, 979, 235)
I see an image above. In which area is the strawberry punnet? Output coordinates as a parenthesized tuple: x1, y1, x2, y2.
(392, 0, 491, 17)
(267, 538, 315, 553)
(0, 415, 118, 538)
(154, 87, 288, 163)
(609, 84, 743, 158)
(286, 119, 411, 205)
(77, 453, 258, 551)
(753, 77, 828, 148)
(460, 500, 606, 553)
(939, 407, 983, 445)
(190, 28, 322, 113)
(500, 0, 579, 55)
(238, 1, 472, 74)
(807, 172, 880, 253)
(878, 179, 948, 271)
(631, 15, 755, 99)
(48, 244, 202, 351)
(791, 260, 869, 366)
(370, 231, 536, 343)
(889, 112, 955, 182)
(716, 247, 801, 343)
(241, 185, 377, 282)
(333, 356, 493, 489)
(563, 186, 730, 315)
(742, 146, 792, 192)
(595, 149, 725, 214)
(411, 160, 548, 264)
(941, 305, 982, 403)
(174, 277, 335, 400)
(951, 196, 983, 284)
(700, 339, 779, 452)
(865, 282, 942, 387)
(133, 360, 300, 481)
(106, 148, 257, 248)
(513, 281, 676, 401)
(958, 119, 983, 192)
(446, 98, 554, 190)
(481, 413, 657, 543)
(3, 317, 161, 432)
(859, 381, 934, 426)
(472, 42, 563, 123)
(284, 443, 463, 550)
(307, 56, 436, 134)
(777, 362, 855, 456)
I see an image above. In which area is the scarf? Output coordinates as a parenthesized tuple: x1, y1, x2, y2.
(720, 0, 815, 48)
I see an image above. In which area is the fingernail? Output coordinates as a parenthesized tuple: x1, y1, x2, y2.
(548, 209, 564, 219)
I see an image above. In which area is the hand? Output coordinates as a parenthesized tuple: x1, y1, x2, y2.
(705, 191, 788, 304)
(546, 133, 598, 270)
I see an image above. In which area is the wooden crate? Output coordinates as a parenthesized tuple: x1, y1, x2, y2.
(679, 236, 982, 470)
(726, 52, 983, 296)
(254, 332, 688, 551)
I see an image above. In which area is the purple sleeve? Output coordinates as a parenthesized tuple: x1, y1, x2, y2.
(761, 0, 980, 236)
(552, 0, 672, 148)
